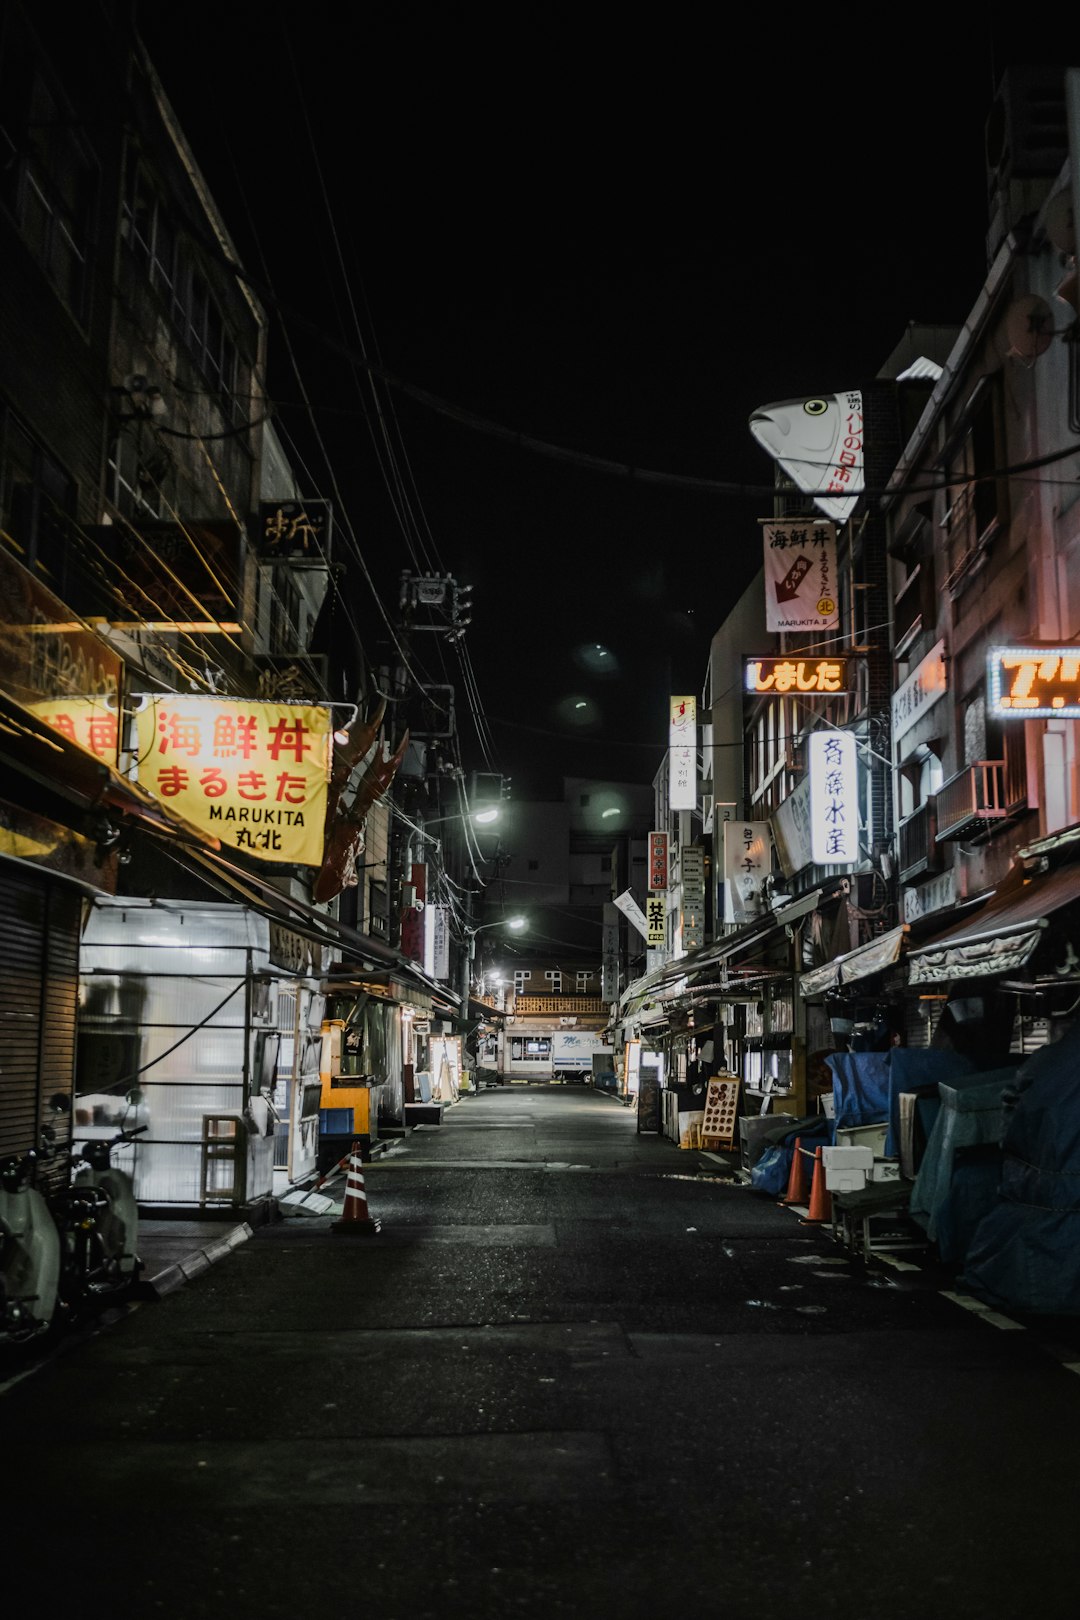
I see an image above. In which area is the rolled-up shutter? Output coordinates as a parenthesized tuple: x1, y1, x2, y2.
(0, 870, 81, 1186)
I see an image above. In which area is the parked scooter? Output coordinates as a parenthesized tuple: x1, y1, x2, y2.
(0, 1139, 62, 1343)
(56, 1124, 146, 1307)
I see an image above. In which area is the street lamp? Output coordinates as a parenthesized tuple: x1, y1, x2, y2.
(460, 916, 526, 1020)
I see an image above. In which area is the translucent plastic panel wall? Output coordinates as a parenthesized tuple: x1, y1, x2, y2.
(80, 900, 270, 1205)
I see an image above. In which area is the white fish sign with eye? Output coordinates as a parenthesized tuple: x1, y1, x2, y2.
(749, 390, 864, 526)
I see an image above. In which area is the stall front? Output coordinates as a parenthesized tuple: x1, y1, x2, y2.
(78, 898, 325, 1212)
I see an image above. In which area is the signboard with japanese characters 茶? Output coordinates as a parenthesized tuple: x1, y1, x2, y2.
(723, 821, 771, 923)
(809, 730, 858, 866)
(669, 696, 697, 810)
(648, 830, 669, 890)
(646, 893, 666, 947)
(134, 698, 331, 865)
(761, 519, 840, 634)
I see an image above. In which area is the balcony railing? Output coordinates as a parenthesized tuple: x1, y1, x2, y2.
(511, 996, 607, 1015)
(934, 761, 1009, 842)
(897, 800, 940, 883)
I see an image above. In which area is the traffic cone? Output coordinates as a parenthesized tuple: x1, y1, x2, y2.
(801, 1147, 832, 1225)
(330, 1141, 382, 1236)
(780, 1137, 809, 1205)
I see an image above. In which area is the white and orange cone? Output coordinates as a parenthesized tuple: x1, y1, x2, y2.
(330, 1140, 382, 1236)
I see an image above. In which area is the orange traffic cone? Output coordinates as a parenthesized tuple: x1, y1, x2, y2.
(801, 1147, 832, 1225)
(330, 1141, 382, 1236)
(780, 1137, 809, 1206)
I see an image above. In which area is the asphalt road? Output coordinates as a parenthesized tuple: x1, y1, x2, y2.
(4, 1085, 1080, 1619)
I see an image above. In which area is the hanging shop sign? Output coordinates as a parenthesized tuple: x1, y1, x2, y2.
(669, 696, 697, 810)
(893, 638, 947, 745)
(256, 499, 333, 560)
(758, 520, 840, 634)
(745, 655, 847, 695)
(602, 905, 620, 1002)
(988, 646, 1080, 718)
(723, 821, 771, 923)
(750, 391, 864, 527)
(809, 730, 858, 865)
(681, 845, 706, 951)
(134, 697, 331, 865)
(0, 548, 123, 765)
(426, 903, 450, 980)
(614, 888, 649, 940)
(771, 775, 813, 878)
(646, 893, 666, 947)
(648, 830, 669, 890)
(401, 862, 426, 962)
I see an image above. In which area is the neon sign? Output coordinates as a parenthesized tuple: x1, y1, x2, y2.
(745, 657, 847, 695)
(988, 647, 1080, 719)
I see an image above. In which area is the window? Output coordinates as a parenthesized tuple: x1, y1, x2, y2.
(3, 69, 97, 322)
(527, 859, 539, 870)
(575, 971, 593, 990)
(545, 970, 562, 992)
(513, 970, 531, 991)
(1, 412, 77, 587)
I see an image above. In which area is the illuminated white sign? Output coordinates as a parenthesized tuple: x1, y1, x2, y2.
(723, 821, 771, 923)
(809, 730, 858, 866)
(669, 696, 696, 810)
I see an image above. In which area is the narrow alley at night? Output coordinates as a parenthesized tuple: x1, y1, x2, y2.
(3, 8, 1080, 1616)
(7, 1084, 1080, 1618)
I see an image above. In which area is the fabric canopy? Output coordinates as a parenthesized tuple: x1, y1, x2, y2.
(907, 861, 1080, 985)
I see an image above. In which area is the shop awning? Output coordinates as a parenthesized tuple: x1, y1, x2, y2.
(907, 861, 1080, 985)
(800, 925, 906, 998)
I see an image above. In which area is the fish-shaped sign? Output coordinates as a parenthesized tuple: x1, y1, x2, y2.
(749, 391, 864, 525)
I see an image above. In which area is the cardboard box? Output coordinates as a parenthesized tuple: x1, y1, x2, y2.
(870, 1160, 901, 1183)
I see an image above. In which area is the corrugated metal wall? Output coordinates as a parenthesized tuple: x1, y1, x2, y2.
(0, 870, 79, 1188)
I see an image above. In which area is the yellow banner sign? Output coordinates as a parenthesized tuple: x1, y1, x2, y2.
(135, 698, 330, 865)
(30, 698, 121, 763)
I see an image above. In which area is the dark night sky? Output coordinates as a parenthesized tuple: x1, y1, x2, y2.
(134, 7, 1075, 792)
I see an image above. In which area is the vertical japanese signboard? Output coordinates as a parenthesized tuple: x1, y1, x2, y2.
(648, 830, 669, 890)
(400, 862, 426, 962)
(723, 822, 770, 923)
(646, 893, 666, 947)
(809, 730, 858, 865)
(135, 698, 330, 864)
(680, 845, 706, 951)
(427, 904, 450, 980)
(669, 696, 696, 811)
(761, 520, 839, 634)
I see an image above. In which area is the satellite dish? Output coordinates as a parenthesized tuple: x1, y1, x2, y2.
(1001, 294, 1054, 362)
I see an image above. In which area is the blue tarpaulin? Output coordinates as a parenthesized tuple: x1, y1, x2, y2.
(962, 1020, 1080, 1314)
(909, 1067, 1016, 1261)
(885, 1047, 975, 1157)
(827, 1052, 890, 1132)
(749, 1118, 831, 1196)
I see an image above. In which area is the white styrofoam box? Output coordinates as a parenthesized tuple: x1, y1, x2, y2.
(822, 1144, 873, 1192)
(826, 1167, 868, 1193)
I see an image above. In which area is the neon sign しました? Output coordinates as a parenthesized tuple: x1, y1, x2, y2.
(988, 647, 1080, 719)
